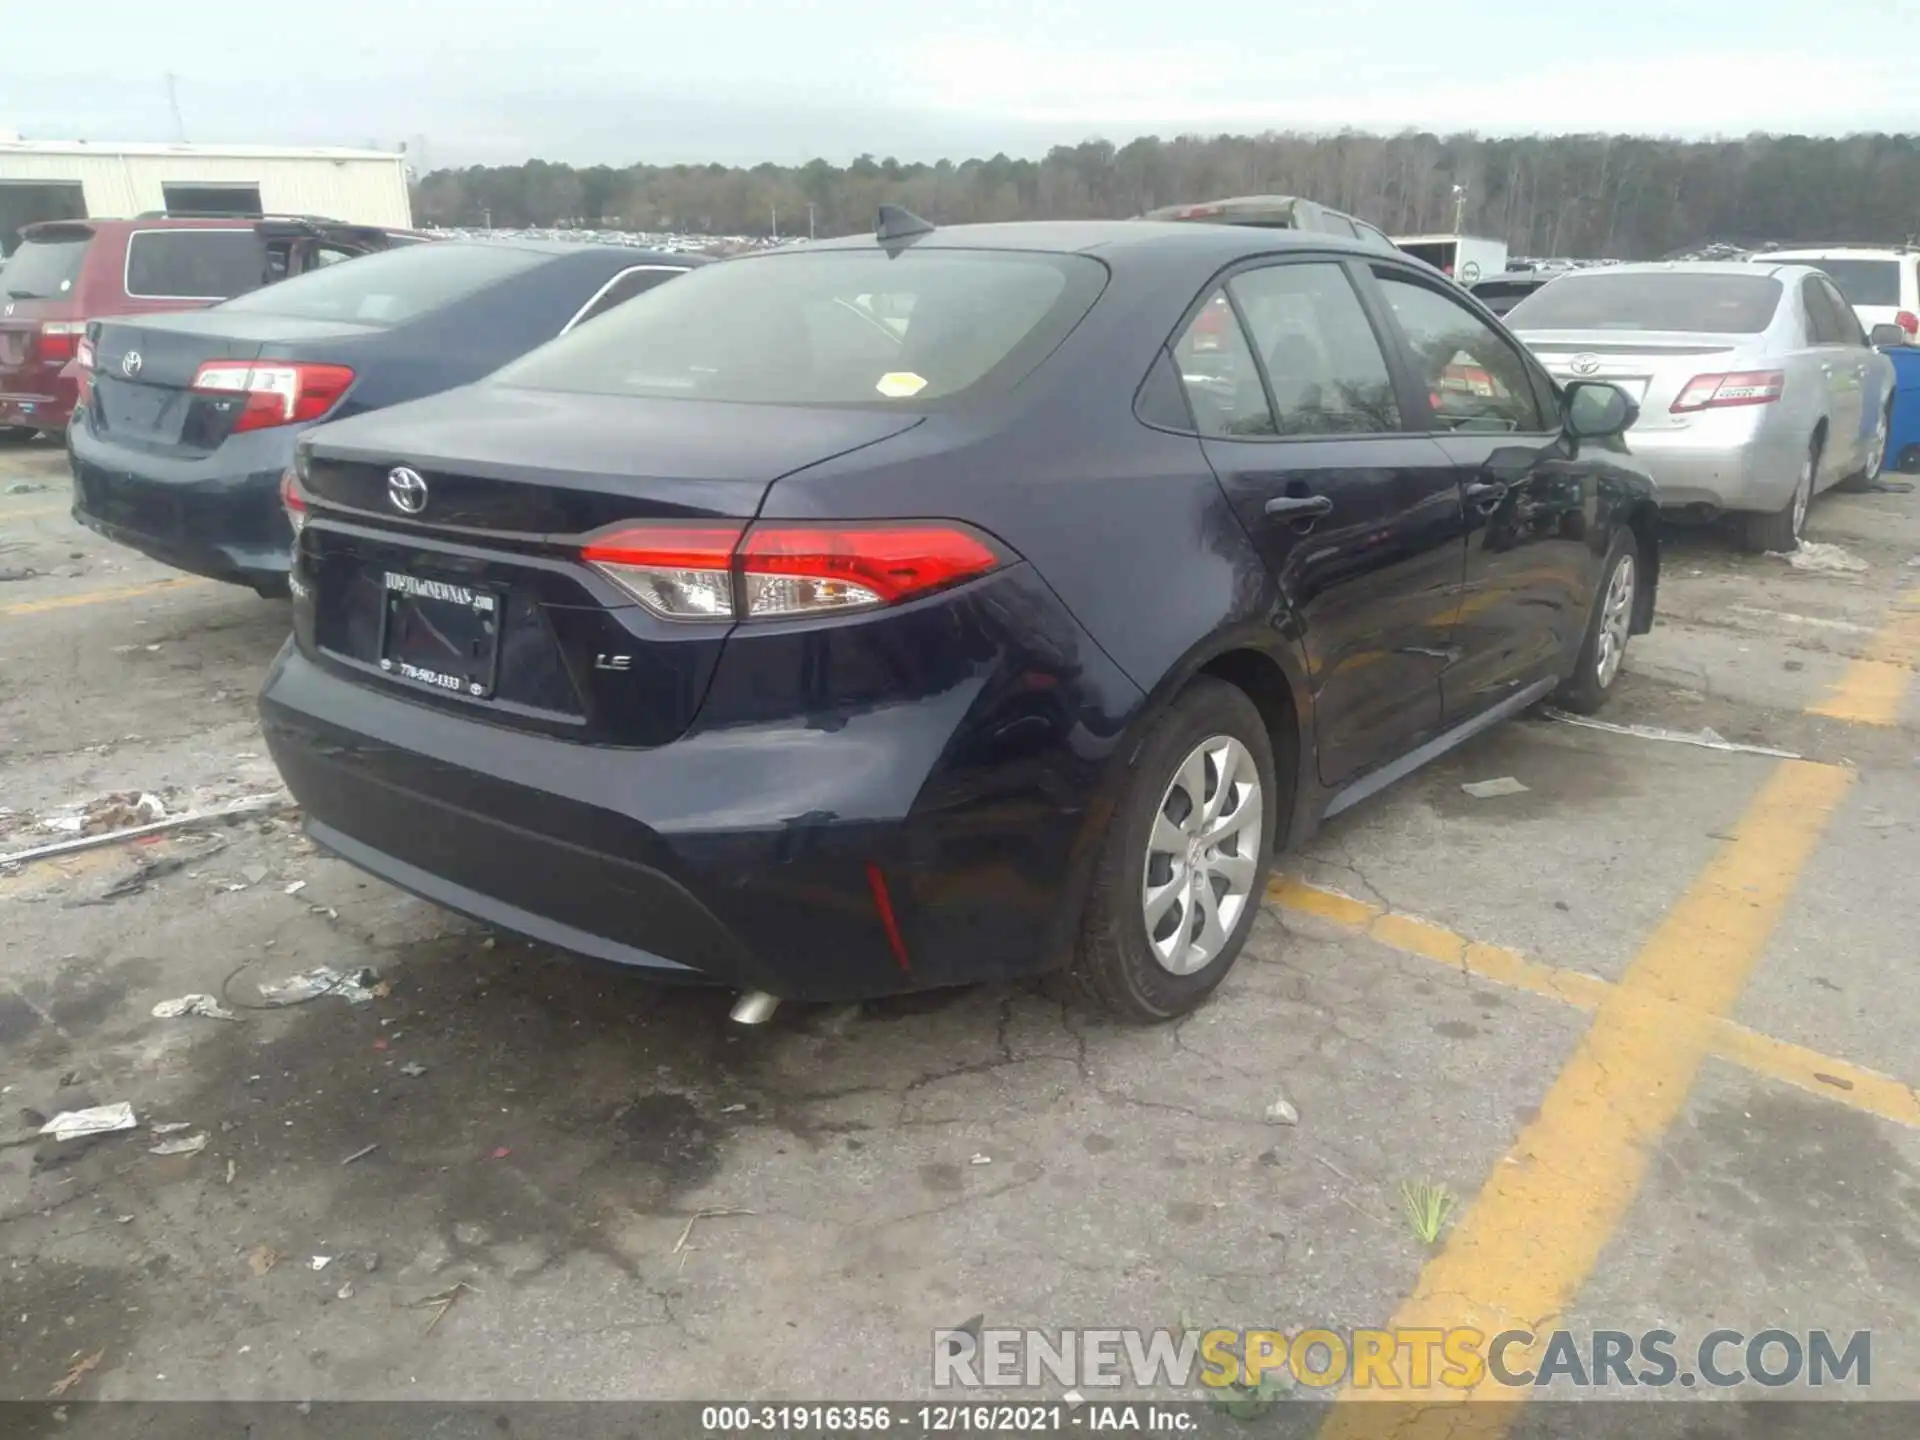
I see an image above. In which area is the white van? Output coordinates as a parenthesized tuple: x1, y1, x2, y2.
(1765, 245, 1918, 344)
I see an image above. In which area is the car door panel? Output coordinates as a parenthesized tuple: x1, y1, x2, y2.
(1364, 264, 1594, 720)
(1173, 260, 1467, 788)
(1803, 277, 1864, 478)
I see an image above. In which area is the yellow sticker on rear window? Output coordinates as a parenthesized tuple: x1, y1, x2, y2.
(875, 371, 928, 398)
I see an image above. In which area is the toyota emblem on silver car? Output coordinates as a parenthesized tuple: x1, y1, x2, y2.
(387, 466, 429, 515)
(1569, 354, 1601, 376)
(121, 350, 143, 378)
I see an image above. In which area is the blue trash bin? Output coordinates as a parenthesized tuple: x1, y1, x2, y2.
(1888, 345, 1920, 473)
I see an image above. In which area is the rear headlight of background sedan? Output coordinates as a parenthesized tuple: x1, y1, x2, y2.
(1670, 370, 1786, 413)
(581, 521, 1008, 621)
(191, 361, 356, 432)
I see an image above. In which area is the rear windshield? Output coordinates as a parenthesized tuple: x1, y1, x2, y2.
(125, 229, 271, 300)
(1798, 259, 1902, 307)
(3, 235, 91, 300)
(1506, 272, 1782, 333)
(216, 241, 546, 326)
(493, 248, 1107, 407)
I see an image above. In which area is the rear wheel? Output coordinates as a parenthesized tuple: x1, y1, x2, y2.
(1064, 677, 1277, 1021)
(1838, 400, 1893, 492)
(0, 427, 38, 443)
(1740, 437, 1818, 554)
(1553, 532, 1636, 715)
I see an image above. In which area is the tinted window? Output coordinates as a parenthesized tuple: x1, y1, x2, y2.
(1505, 272, 1781, 334)
(1227, 263, 1401, 435)
(1806, 259, 1901, 307)
(568, 265, 687, 330)
(1817, 277, 1867, 345)
(218, 242, 547, 326)
(1172, 289, 1272, 437)
(2, 235, 90, 299)
(125, 230, 269, 299)
(1135, 348, 1195, 430)
(1802, 279, 1850, 344)
(1468, 279, 1544, 315)
(1375, 271, 1545, 433)
(497, 249, 1105, 407)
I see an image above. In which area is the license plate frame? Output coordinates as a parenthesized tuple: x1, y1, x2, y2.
(376, 569, 505, 700)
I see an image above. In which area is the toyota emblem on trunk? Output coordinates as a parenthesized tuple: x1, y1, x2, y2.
(121, 351, 143, 378)
(1570, 354, 1601, 376)
(387, 466, 429, 515)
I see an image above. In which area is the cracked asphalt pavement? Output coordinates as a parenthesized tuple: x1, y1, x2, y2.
(4, 433, 1920, 1412)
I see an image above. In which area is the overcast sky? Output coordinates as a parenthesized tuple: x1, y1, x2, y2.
(3, 0, 1914, 169)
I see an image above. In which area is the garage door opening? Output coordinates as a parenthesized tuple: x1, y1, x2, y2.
(161, 183, 265, 218)
(0, 181, 88, 256)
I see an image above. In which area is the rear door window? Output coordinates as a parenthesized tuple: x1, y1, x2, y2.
(124, 230, 269, 299)
(1374, 269, 1547, 433)
(1226, 262, 1401, 435)
(565, 265, 687, 331)
(1172, 289, 1273, 437)
(2, 235, 91, 300)
(1817, 277, 1868, 345)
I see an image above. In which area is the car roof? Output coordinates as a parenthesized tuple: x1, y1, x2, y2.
(1763, 245, 1913, 258)
(1550, 260, 1805, 280)
(786, 219, 1376, 264)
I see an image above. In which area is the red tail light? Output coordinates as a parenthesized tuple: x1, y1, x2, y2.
(37, 321, 85, 364)
(1670, 370, 1786, 413)
(190, 361, 355, 432)
(280, 469, 308, 536)
(581, 521, 1005, 621)
(1897, 310, 1919, 337)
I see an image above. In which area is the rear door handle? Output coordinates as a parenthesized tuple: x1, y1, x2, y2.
(1264, 494, 1333, 519)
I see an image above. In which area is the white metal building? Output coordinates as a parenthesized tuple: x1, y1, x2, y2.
(0, 141, 412, 251)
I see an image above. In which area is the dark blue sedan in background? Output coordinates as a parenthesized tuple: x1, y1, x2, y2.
(260, 214, 1659, 1022)
(67, 239, 703, 594)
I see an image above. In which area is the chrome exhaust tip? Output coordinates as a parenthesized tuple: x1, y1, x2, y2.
(728, 990, 781, 1025)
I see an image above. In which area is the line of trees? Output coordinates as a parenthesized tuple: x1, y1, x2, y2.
(412, 131, 1920, 259)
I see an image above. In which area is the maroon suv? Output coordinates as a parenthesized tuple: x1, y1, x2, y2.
(1, 216, 421, 437)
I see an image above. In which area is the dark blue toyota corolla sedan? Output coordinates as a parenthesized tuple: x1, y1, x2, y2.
(68, 240, 702, 595)
(260, 214, 1659, 1021)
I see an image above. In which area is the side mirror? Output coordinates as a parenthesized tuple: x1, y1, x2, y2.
(1563, 380, 1637, 440)
(1869, 322, 1909, 349)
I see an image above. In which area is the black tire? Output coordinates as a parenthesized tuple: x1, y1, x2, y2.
(0, 426, 38, 443)
(1063, 676, 1277, 1022)
(1740, 435, 1819, 554)
(1553, 532, 1638, 715)
(1837, 400, 1894, 492)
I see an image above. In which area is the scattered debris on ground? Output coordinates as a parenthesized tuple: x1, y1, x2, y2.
(408, 1281, 476, 1335)
(39, 1103, 137, 1142)
(1461, 776, 1529, 798)
(151, 994, 240, 1022)
(1265, 1095, 1300, 1125)
(1768, 541, 1869, 574)
(255, 965, 382, 1007)
(48, 1348, 104, 1398)
(149, 1132, 209, 1157)
(247, 1245, 281, 1277)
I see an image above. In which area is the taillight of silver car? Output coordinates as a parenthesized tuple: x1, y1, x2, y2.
(581, 521, 1007, 621)
(1669, 370, 1786, 413)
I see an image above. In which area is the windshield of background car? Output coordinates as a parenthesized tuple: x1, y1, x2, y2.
(1795, 259, 1901, 307)
(2, 236, 90, 300)
(493, 248, 1108, 406)
(215, 242, 547, 326)
(1506, 272, 1782, 333)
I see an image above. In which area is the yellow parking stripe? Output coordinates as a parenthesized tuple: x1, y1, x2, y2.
(1272, 874, 1920, 1136)
(1808, 587, 1920, 724)
(0, 576, 208, 617)
(1300, 758, 1852, 1433)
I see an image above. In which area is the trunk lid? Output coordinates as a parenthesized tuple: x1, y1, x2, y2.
(1, 225, 93, 383)
(89, 311, 381, 452)
(297, 386, 925, 746)
(1517, 327, 1761, 431)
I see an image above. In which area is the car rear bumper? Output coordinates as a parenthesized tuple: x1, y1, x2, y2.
(258, 567, 1143, 1001)
(68, 421, 294, 588)
(0, 385, 75, 432)
(1624, 424, 1803, 513)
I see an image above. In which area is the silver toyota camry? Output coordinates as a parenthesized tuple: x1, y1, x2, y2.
(1506, 262, 1899, 552)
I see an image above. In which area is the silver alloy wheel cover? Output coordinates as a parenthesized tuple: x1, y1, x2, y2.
(1141, 734, 1263, 976)
(1865, 407, 1889, 481)
(1594, 552, 1635, 688)
(1791, 454, 1812, 540)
